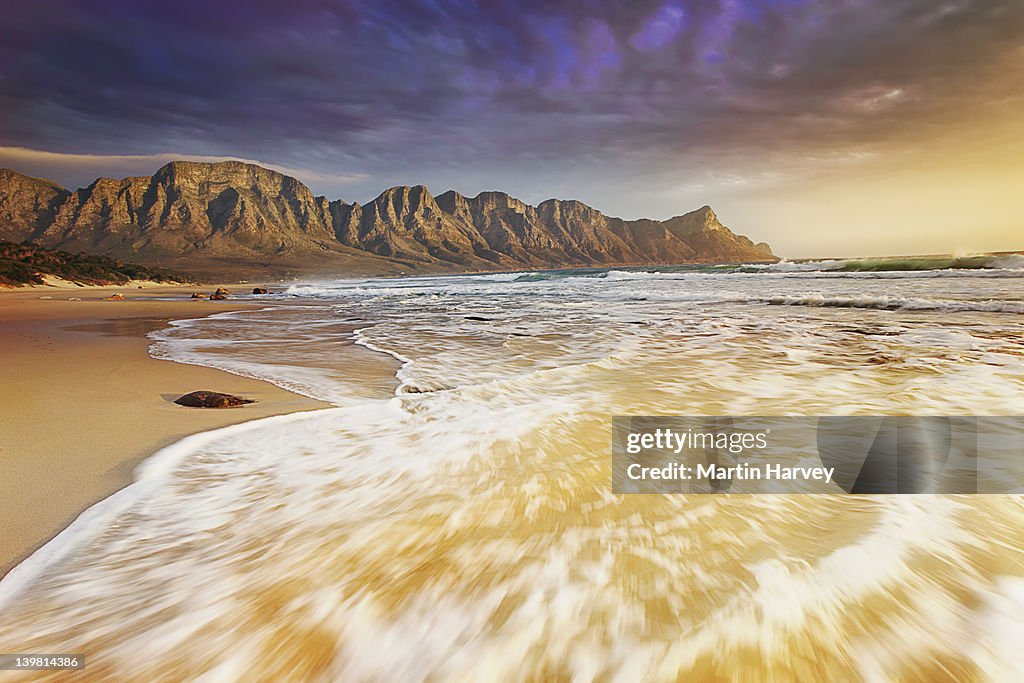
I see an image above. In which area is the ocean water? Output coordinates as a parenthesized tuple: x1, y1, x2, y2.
(2, 256, 1024, 681)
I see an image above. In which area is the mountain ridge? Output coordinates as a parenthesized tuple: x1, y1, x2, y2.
(0, 161, 778, 277)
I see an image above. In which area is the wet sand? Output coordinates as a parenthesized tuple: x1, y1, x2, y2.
(0, 285, 332, 577)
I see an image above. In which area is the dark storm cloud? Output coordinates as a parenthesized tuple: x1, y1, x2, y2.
(1, 0, 1022, 202)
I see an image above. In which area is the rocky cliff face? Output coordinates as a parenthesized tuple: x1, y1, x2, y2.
(0, 169, 70, 243)
(0, 161, 778, 275)
(661, 206, 777, 263)
(35, 161, 339, 260)
(334, 185, 505, 268)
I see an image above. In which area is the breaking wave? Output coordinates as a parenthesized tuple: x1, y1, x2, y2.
(766, 294, 1024, 314)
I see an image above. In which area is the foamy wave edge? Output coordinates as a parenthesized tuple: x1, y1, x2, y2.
(0, 410, 329, 609)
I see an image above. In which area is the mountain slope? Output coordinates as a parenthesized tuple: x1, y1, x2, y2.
(660, 206, 776, 263)
(36, 161, 339, 259)
(0, 169, 71, 243)
(0, 161, 778, 276)
(0, 241, 188, 287)
(333, 185, 509, 269)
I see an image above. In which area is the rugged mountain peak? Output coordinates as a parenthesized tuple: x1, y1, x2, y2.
(153, 160, 314, 200)
(0, 160, 778, 274)
(536, 197, 604, 220)
(0, 169, 72, 242)
(695, 205, 722, 229)
(665, 205, 728, 234)
(28, 159, 344, 264)
(435, 190, 468, 214)
(469, 191, 531, 214)
(155, 159, 279, 180)
(368, 185, 442, 224)
(538, 197, 593, 209)
(656, 205, 776, 263)
(374, 184, 431, 196)
(152, 161, 323, 215)
(82, 175, 148, 193)
(0, 168, 66, 191)
(372, 185, 435, 207)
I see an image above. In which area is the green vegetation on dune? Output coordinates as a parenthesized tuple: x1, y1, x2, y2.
(0, 241, 192, 287)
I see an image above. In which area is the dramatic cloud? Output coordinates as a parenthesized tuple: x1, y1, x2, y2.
(1, 0, 1022, 254)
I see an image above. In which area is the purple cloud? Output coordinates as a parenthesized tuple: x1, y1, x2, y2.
(0, 0, 1020, 210)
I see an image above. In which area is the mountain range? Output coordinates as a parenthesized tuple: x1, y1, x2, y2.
(0, 161, 776, 278)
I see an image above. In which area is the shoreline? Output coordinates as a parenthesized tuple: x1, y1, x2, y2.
(0, 285, 333, 579)
(0, 408, 330, 607)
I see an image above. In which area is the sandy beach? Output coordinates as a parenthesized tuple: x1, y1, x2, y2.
(1, 267, 1023, 681)
(0, 284, 331, 578)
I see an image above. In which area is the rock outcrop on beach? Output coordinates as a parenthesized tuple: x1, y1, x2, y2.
(0, 161, 777, 276)
(174, 391, 254, 408)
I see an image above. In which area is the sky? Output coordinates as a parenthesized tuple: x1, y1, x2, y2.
(1, 0, 1022, 257)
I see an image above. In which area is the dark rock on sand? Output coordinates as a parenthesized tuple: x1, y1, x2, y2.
(252, 287, 269, 294)
(174, 391, 255, 408)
